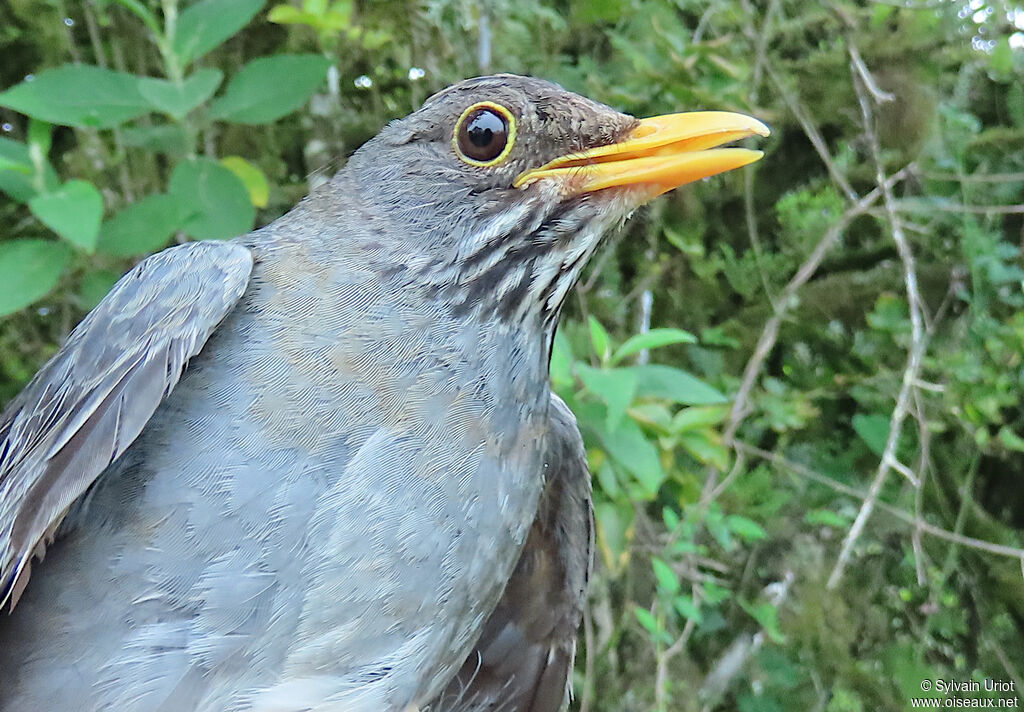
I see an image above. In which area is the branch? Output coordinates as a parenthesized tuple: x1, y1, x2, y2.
(654, 605, 697, 711)
(722, 169, 909, 445)
(698, 571, 795, 708)
(848, 43, 895, 103)
(922, 171, 1024, 184)
(893, 201, 1024, 215)
(739, 2, 857, 202)
(734, 442, 1024, 562)
(827, 49, 930, 589)
(702, 169, 912, 508)
(763, 62, 859, 202)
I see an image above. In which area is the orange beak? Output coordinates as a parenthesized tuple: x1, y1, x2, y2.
(514, 111, 770, 197)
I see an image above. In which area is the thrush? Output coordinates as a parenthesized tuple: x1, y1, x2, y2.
(0, 74, 767, 711)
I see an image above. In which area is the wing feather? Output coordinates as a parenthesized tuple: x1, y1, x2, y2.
(432, 393, 594, 712)
(0, 240, 253, 610)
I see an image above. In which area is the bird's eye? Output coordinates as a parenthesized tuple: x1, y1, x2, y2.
(453, 102, 516, 166)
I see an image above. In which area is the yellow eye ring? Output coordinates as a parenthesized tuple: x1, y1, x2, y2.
(452, 101, 517, 167)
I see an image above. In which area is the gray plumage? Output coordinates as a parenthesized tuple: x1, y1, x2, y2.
(434, 394, 592, 712)
(0, 74, 636, 711)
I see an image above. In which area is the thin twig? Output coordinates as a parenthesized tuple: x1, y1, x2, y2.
(744, 0, 781, 98)
(692, 4, 717, 43)
(763, 62, 858, 202)
(984, 627, 1024, 694)
(739, 1, 857, 203)
(848, 43, 895, 103)
(911, 389, 929, 586)
(710, 450, 747, 501)
(744, 165, 776, 304)
(940, 454, 979, 583)
(701, 172, 909, 507)
(723, 171, 907, 444)
(698, 571, 794, 707)
(827, 50, 930, 588)
(922, 171, 1024, 183)
(735, 442, 1024, 562)
(911, 283, 955, 585)
(654, 602, 697, 711)
(739, 0, 778, 304)
(893, 202, 1024, 215)
(84, 1, 109, 68)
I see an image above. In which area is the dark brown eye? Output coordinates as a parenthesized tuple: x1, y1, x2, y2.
(454, 103, 514, 165)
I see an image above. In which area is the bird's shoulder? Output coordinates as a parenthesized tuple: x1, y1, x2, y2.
(0, 239, 254, 611)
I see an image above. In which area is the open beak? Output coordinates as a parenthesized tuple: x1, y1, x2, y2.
(514, 111, 770, 198)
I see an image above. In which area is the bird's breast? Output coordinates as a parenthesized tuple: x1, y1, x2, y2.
(185, 257, 558, 702)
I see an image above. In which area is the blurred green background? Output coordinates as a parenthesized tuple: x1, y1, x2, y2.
(1, 0, 1024, 710)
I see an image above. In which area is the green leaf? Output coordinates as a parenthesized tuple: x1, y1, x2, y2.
(0, 239, 73, 317)
(268, 2, 351, 31)
(549, 330, 574, 391)
(632, 364, 728, 405)
(663, 224, 704, 257)
(628, 403, 673, 432)
(27, 118, 52, 157)
(671, 404, 728, 433)
(866, 293, 910, 333)
(573, 0, 624, 23)
(209, 54, 330, 124)
(1009, 83, 1024, 129)
(852, 413, 890, 457)
(805, 509, 848, 528)
(0, 155, 32, 175)
(577, 364, 636, 431)
(139, 69, 223, 119)
(0, 137, 59, 202)
(29, 180, 104, 252)
(0, 65, 152, 128)
(739, 599, 786, 644)
(588, 315, 611, 362)
(998, 426, 1024, 452)
(97, 193, 189, 256)
(267, 5, 316, 24)
(611, 327, 697, 364)
(652, 557, 680, 595)
(990, 37, 1013, 76)
(633, 606, 660, 636)
(173, 0, 266, 66)
(594, 460, 621, 500)
(679, 430, 729, 469)
(703, 582, 731, 605)
(673, 594, 703, 623)
(726, 514, 767, 542)
(595, 500, 633, 572)
(355, 27, 391, 50)
(662, 506, 680, 530)
(706, 505, 734, 551)
(700, 326, 740, 348)
(738, 694, 785, 712)
(825, 687, 864, 712)
(169, 158, 254, 240)
(220, 155, 269, 207)
(870, 4, 893, 28)
(121, 124, 190, 155)
(595, 417, 665, 497)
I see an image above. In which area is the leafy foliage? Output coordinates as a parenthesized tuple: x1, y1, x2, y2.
(1, 0, 1024, 710)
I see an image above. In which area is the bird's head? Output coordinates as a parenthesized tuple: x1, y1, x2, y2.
(343, 74, 768, 326)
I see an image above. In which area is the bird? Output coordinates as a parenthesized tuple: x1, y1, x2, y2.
(0, 74, 767, 711)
